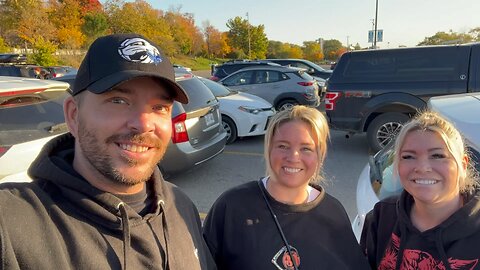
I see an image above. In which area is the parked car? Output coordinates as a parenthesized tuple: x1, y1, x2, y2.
(219, 66, 320, 111)
(0, 76, 70, 182)
(325, 43, 480, 152)
(0, 53, 27, 64)
(265, 58, 333, 80)
(158, 74, 228, 177)
(52, 73, 76, 87)
(210, 61, 281, 81)
(0, 64, 51, 79)
(351, 92, 480, 241)
(173, 64, 192, 73)
(46, 66, 78, 78)
(199, 77, 276, 144)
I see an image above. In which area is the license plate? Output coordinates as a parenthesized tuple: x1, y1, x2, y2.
(205, 113, 214, 126)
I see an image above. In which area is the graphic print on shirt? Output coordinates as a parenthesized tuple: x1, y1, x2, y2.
(272, 245, 301, 270)
(378, 233, 479, 270)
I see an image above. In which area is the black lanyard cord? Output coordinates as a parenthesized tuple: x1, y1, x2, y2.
(258, 180, 300, 270)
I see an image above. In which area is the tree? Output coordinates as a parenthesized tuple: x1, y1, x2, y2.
(82, 12, 110, 47)
(0, 37, 10, 53)
(48, 0, 85, 49)
(418, 30, 473, 45)
(165, 10, 205, 55)
(30, 36, 57, 66)
(322, 39, 343, 60)
(226, 16, 268, 59)
(202, 21, 229, 57)
(104, 0, 176, 55)
(469, 27, 480, 41)
(303, 41, 323, 62)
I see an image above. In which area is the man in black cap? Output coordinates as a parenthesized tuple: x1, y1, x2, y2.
(0, 33, 216, 269)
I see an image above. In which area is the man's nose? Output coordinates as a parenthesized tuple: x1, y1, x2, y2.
(127, 109, 156, 133)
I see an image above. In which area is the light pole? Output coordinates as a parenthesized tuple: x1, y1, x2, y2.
(246, 12, 251, 59)
(373, 0, 378, 49)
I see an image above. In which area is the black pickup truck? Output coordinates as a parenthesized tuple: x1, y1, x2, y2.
(325, 43, 480, 152)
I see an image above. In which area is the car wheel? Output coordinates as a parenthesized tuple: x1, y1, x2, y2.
(276, 100, 298, 111)
(367, 112, 410, 153)
(222, 116, 238, 144)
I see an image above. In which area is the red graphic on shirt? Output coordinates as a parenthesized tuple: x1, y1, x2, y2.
(378, 233, 478, 270)
(272, 246, 301, 270)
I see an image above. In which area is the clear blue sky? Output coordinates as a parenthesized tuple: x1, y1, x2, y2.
(122, 0, 480, 48)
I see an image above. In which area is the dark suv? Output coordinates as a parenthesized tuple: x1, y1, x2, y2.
(210, 61, 280, 81)
(325, 43, 480, 152)
(0, 64, 50, 79)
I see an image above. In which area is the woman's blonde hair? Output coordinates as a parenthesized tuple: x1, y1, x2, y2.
(393, 110, 478, 193)
(264, 105, 330, 183)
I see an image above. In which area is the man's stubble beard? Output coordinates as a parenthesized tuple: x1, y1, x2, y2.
(77, 121, 166, 186)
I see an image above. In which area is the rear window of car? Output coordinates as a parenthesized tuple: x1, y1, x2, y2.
(0, 66, 21, 77)
(0, 92, 68, 146)
(177, 77, 217, 111)
(290, 70, 314, 81)
(339, 46, 470, 83)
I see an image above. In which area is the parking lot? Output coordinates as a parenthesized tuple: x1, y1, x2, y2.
(170, 128, 370, 221)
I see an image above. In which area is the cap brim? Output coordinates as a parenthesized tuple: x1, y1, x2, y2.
(86, 70, 189, 104)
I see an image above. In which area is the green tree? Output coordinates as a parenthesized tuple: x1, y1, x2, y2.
(418, 30, 473, 45)
(82, 12, 110, 47)
(0, 37, 10, 53)
(226, 16, 268, 59)
(30, 37, 57, 66)
(322, 39, 343, 60)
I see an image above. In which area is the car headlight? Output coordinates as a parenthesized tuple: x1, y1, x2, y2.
(238, 106, 261, 114)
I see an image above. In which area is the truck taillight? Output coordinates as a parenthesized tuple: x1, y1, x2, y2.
(325, 92, 341, 111)
(171, 113, 189, 143)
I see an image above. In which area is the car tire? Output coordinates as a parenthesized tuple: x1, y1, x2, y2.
(367, 112, 410, 153)
(222, 116, 238, 144)
(276, 100, 298, 111)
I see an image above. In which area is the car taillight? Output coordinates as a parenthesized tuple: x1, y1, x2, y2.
(0, 146, 11, 158)
(297, 81, 314, 86)
(325, 92, 341, 111)
(210, 76, 220, 81)
(171, 113, 189, 143)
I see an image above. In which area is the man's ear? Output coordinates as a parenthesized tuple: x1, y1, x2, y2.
(64, 95, 79, 137)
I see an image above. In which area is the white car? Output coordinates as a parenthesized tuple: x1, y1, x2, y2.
(352, 92, 480, 241)
(199, 77, 276, 144)
(0, 76, 70, 182)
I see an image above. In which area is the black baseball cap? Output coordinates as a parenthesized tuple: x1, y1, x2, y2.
(72, 33, 189, 104)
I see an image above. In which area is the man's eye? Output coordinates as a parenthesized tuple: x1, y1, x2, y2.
(153, 104, 170, 113)
(110, 98, 128, 105)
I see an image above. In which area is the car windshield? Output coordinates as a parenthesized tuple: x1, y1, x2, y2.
(199, 78, 235, 97)
(0, 92, 68, 146)
(303, 60, 328, 72)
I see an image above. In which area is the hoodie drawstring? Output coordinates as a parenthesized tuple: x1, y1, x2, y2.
(395, 224, 408, 270)
(118, 202, 131, 270)
(435, 230, 452, 270)
(157, 200, 170, 269)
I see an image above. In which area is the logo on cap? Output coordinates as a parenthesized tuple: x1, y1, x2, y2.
(118, 38, 163, 65)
